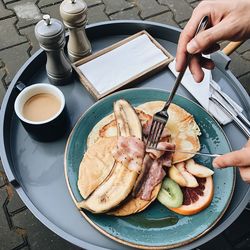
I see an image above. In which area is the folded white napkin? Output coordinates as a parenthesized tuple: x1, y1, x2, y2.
(168, 60, 243, 125)
(78, 34, 168, 95)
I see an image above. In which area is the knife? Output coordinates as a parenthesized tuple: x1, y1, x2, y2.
(147, 147, 222, 158)
(210, 81, 250, 128)
(209, 96, 250, 138)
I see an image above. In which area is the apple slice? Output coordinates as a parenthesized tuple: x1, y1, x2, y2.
(169, 165, 187, 187)
(175, 162, 199, 188)
(186, 159, 214, 178)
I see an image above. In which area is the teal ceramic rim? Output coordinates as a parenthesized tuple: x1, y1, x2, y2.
(64, 87, 236, 249)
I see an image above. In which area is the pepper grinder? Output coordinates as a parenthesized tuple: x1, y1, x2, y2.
(60, 0, 91, 62)
(35, 14, 72, 85)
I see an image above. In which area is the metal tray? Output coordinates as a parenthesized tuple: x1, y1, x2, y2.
(1, 21, 250, 250)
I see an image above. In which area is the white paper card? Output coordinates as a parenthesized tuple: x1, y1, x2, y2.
(78, 34, 168, 95)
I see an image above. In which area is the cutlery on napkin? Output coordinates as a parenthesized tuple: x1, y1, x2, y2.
(209, 96, 250, 138)
(168, 59, 245, 125)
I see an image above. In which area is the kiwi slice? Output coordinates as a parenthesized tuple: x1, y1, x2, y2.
(157, 178, 183, 208)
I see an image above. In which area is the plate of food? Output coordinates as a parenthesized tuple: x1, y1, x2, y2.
(64, 88, 235, 249)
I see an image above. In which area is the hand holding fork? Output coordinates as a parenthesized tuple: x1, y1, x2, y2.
(146, 16, 209, 149)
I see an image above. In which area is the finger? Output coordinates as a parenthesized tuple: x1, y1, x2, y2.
(176, 38, 188, 72)
(200, 57, 215, 70)
(203, 43, 220, 55)
(176, 29, 192, 72)
(239, 167, 250, 183)
(213, 147, 250, 168)
(176, 4, 211, 72)
(176, 0, 226, 71)
(187, 21, 228, 54)
(189, 55, 204, 82)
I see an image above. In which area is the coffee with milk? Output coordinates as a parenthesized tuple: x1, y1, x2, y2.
(22, 93, 61, 122)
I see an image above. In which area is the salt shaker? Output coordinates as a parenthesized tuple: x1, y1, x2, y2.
(60, 0, 91, 62)
(35, 15, 72, 85)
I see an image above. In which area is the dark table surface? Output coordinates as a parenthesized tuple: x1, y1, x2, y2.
(1, 21, 250, 250)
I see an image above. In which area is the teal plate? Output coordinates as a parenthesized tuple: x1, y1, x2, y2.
(64, 88, 235, 249)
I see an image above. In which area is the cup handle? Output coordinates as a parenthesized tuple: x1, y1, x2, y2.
(16, 81, 26, 92)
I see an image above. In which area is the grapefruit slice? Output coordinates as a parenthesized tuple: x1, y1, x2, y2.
(169, 176, 213, 215)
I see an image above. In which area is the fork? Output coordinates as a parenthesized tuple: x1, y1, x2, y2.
(146, 16, 209, 148)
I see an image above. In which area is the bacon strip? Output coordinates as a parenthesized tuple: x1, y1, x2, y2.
(136, 159, 166, 201)
(133, 141, 175, 201)
(112, 136, 145, 173)
(132, 155, 153, 196)
(112, 129, 175, 201)
(146, 140, 175, 165)
(159, 142, 175, 167)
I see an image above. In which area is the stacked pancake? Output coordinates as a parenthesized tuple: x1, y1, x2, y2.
(77, 99, 204, 216)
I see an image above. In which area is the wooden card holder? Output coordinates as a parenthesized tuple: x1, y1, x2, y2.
(72, 30, 174, 100)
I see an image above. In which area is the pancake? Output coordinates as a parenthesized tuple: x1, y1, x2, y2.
(87, 110, 150, 148)
(78, 137, 117, 199)
(137, 101, 201, 163)
(108, 183, 161, 216)
(87, 101, 201, 163)
(87, 113, 115, 147)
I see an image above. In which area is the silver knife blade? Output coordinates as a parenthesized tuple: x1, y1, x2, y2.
(210, 81, 250, 127)
(210, 96, 250, 138)
(147, 147, 222, 158)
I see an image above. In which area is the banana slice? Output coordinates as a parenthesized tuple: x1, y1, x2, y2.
(78, 162, 138, 213)
(113, 99, 142, 138)
(78, 100, 142, 213)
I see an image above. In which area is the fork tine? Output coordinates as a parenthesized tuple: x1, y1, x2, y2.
(146, 120, 158, 147)
(149, 121, 163, 148)
(149, 122, 161, 147)
(153, 123, 165, 148)
(150, 121, 161, 147)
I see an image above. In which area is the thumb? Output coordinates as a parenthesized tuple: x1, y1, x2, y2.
(213, 147, 250, 169)
(187, 22, 227, 54)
